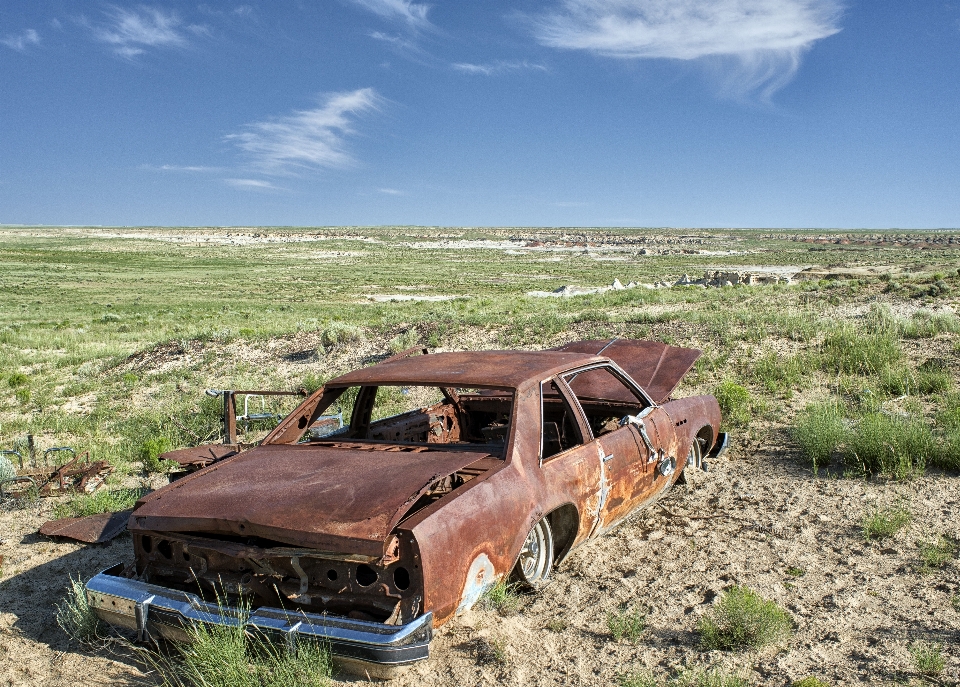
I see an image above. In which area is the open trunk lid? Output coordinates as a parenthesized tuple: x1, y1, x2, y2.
(551, 339, 701, 404)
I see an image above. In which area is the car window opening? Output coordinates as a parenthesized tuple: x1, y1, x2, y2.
(301, 384, 514, 458)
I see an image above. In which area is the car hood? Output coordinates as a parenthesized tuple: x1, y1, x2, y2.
(130, 443, 491, 557)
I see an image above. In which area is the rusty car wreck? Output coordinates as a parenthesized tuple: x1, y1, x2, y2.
(86, 339, 726, 673)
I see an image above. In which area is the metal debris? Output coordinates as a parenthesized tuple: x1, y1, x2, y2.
(40, 510, 132, 544)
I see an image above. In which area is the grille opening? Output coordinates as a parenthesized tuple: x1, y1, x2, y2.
(141, 535, 153, 553)
(393, 567, 410, 590)
(356, 564, 377, 587)
(182, 550, 191, 562)
(326, 569, 338, 581)
(157, 540, 173, 559)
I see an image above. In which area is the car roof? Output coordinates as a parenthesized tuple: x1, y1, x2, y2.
(326, 350, 605, 390)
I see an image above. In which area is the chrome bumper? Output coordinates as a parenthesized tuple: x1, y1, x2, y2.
(85, 565, 432, 667)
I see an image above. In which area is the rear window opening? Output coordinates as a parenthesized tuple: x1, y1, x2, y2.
(300, 385, 515, 457)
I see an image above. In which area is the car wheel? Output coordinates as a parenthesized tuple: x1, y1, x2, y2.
(676, 437, 703, 485)
(512, 517, 554, 588)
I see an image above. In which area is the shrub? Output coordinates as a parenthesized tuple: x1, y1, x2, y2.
(607, 605, 646, 642)
(910, 641, 945, 677)
(861, 506, 911, 541)
(698, 585, 793, 651)
(715, 381, 751, 429)
(139, 435, 173, 473)
(792, 678, 831, 687)
(843, 412, 933, 479)
(7, 372, 28, 388)
(793, 401, 847, 469)
(319, 322, 363, 348)
(0, 456, 15, 481)
(56, 575, 105, 643)
(818, 327, 901, 375)
(751, 351, 806, 393)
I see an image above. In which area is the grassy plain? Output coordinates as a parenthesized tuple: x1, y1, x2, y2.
(1, 225, 960, 685)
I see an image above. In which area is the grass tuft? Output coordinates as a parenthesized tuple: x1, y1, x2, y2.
(916, 536, 957, 573)
(819, 327, 902, 376)
(792, 678, 831, 687)
(606, 604, 646, 642)
(52, 487, 147, 519)
(861, 505, 911, 541)
(715, 380, 751, 429)
(56, 575, 105, 644)
(479, 579, 522, 616)
(698, 585, 792, 651)
(793, 401, 846, 470)
(910, 641, 945, 677)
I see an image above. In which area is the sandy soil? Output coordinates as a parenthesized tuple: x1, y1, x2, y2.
(2, 437, 957, 687)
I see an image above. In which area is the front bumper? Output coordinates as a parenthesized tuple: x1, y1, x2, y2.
(85, 565, 432, 668)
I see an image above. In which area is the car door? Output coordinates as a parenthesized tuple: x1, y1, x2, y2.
(559, 365, 666, 533)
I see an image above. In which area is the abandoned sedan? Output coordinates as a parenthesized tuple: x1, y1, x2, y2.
(86, 339, 726, 673)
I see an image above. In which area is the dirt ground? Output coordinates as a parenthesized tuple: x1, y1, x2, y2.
(2, 438, 958, 687)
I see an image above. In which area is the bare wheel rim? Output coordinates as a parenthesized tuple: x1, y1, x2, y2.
(515, 517, 554, 586)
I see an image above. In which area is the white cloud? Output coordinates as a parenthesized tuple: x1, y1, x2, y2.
(2, 29, 40, 51)
(92, 6, 203, 57)
(349, 0, 431, 29)
(140, 164, 228, 173)
(530, 0, 842, 98)
(226, 89, 382, 174)
(225, 178, 282, 190)
(452, 60, 548, 76)
(378, 188, 403, 195)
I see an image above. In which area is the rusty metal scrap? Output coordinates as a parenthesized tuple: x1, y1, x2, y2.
(0, 449, 111, 498)
(40, 509, 132, 544)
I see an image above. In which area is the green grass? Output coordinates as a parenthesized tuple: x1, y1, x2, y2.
(698, 585, 793, 651)
(479, 579, 522, 616)
(791, 678, 831, 687)
(606, 604, 646, 642)
(52, 486, 147, 519)
(861, 505, 911, 541)
(916, 536, 957, 573)
(785, 567, 805, 578)
(818, 327, 902, 376)
(619, 670, 749, 687)
(56, 575, 106, 644)
(715, 380, 752, 430)
(910, 641, 945, 677)
(145, 597, 331, 687)
(793, 401, 847, 471)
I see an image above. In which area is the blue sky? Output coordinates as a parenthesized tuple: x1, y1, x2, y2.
(1, 1, 959, 228)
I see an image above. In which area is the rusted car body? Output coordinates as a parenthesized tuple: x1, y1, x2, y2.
(86, 339, 725, 674)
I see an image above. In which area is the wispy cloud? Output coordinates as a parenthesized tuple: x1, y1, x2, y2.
(529, 0, 842, 99)
(378, 187, 403, 195)
(369, 31, 422, 53)
(140, 164, 224, 172)
(226, 89, 383, 174)
(2, 29, 40, 52)
(225, 178, 282, 190)
(348, 0, 431, 30)
(91, 5, 205, 58)
(452, 60, 547, 76)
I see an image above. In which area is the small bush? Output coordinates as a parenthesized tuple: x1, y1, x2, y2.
(819, 327, 902, 375)
(792, 678, 831, 687)
(139, 435, 174, 473)
(7, 372, 29, 388)
(607, 605, 646, 642)
(793, 401, 847, 469)
(15, 387, 30, 404)
(319, 322, 363, 348)
(53, 487, 148, 519)
(544, 618, 566, 632)
(56, 575, 105, 643)
(785, 567, 805, 578)
(751, 351, 806, 393)
(0, 456, 15, 481)
(670, 669, 750, 687)
(698, 585, 793, 651)
(844, 412, 933, 479)
(715, 381, 751, 429)
(917, 536, 957, 573)
(619, 672, 659, 687)
(910, 641, 945, 677)
(861, 506, 911, 541)
(479, 579, 521, 616)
